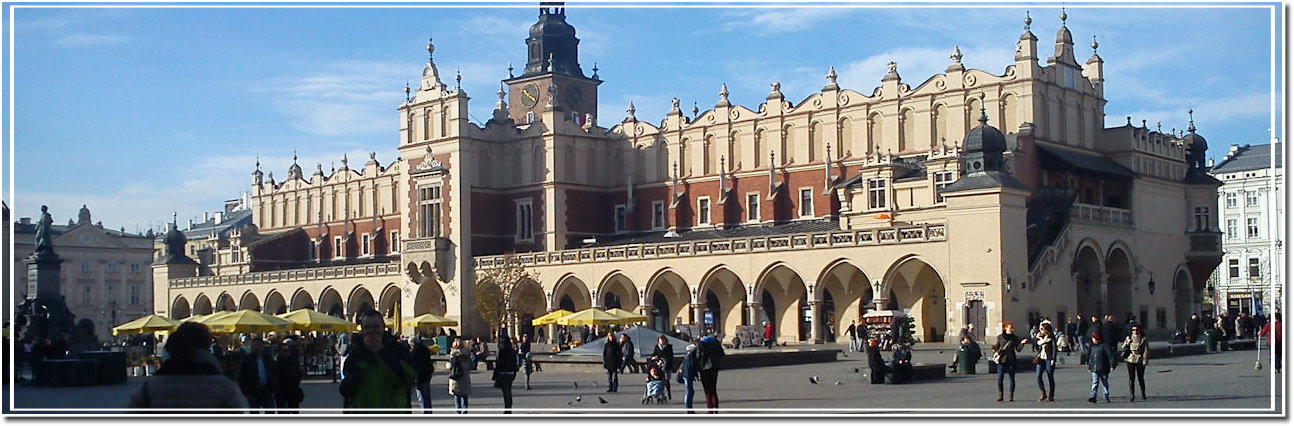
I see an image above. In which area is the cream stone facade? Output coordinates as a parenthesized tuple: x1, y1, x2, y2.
(153, 7, 1222, 343)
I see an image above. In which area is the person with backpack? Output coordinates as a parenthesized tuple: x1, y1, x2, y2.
(339, 311, 417, 413)
(447, 338, 472, 414)
(680, 342, 699, 413)
(696, 333, 725, 413)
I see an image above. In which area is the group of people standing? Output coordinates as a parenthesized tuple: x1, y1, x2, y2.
(987, 318, 1148, 404)
(601, 332, 725, 413)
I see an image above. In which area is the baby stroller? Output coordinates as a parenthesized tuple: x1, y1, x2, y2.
(641, 357, 668, 405)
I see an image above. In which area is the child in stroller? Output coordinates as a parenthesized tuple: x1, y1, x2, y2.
(641, 356, 668, 405)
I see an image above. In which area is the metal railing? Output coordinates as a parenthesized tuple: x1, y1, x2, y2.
(473, 223, 948, 269)
(169, 262, 401, 289)
(1029, 223, 1072, 287)
(1069, 203, 1134, 227)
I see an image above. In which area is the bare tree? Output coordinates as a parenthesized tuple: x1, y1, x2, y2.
(474, 252, 545, 339)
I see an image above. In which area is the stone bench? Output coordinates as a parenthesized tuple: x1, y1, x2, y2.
(1168, 343, 1207, 356)
(864, 362, 947, 385)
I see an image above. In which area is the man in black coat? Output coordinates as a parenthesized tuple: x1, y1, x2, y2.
(602, 332, 622, 392)
(411, 340, 434, 411)
(866, 338, 888, 384)
(1099, 315, 1118, 350)
(1086, 332, 1117, 403)
(275, 339, 303, 414)
(237, 336, 277, 413)
(1186, 314, 1201, 343)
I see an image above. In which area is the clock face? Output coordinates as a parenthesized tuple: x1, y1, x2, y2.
(520, 83, 540, 108)
(566, 86, 584, 109)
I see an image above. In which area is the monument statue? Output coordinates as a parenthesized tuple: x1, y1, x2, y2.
(32, 205, 55, 260)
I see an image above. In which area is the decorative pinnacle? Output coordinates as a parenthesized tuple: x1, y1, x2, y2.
(592, 62, 600, 79)
(507, 61, 514, 78)
(826, 66, 837, 84)
(404, 81, 411, 101)
(692, 101, 699, 118)
(426, 37, 435, 62)
(255, 156, 261, 171)
(1091, 35, 1099, 53)
(292, 151, 298, 164)
(951, 45, 963, 63)
(978, 105, 989, 125)
(1188, 109, 1196, 132)
(1060, 8, 1067, 26)
(548, 53, 555, 72)
(1024, 10, 1032, 30)
(719, 83, 730, 102)
(455, 69, 462, 89)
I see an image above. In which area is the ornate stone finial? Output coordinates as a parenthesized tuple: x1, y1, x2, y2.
(454, 69, 462, 90)
(1188, 109, 1196, 133)
(1024, 10, 1032, 30)
(719, 83, 730, 103)
(670, 97, 681, 113)
(1091, 35, 1099, 53)
(882, 61, 901, 82)
(369, 151, 377, 162)
(292, 151, 298, 164)
(495, 81, 507, 109)
(507, 61, 514, 79)
(255, 156, 261, 171)
(404, 81, 411, 101)
(1060, 7, 1067, 26)
(770, 150, 776, 166)
(316, 163, 324, 175)
(823, 66, 839, 91)
(547, 81, 559, 108)
(1126, 116, 1132, 126)
(1156, 122, 1162, 132)
(625, 101, 637, 122)
(547, 53, 556, 72)
(771, 81, 781, 92)
(592, 62, 600, 80)
(979, 105, 989, 125)
(946, 46, 965, 72)
(341, 153, 349, 169)
(768, 81, 783, 100)
(1142, 119, 1147, 128)
(426, 37, 435, 62)
(691, 101, 699, 118)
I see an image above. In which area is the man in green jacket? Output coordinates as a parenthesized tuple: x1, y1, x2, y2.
(340, 311, 416, 412)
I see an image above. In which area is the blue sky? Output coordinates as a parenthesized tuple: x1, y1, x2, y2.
(2, 3, 1284, 233)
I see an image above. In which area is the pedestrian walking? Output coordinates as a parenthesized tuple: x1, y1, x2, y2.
(411, 340, 435, 411)
(650, 335, 675, 399)
(1217, 312, 1233, 350)
(620, 334, 638, 374)
(127, 322, 248, 412)
(519, 334, 534, 390)
(1078, 315, 1094, 364)
(237, 336, 277, 413)
(1187, 313, 1201, 343)
(680, 342, 699, 413)
(994, 321, 1029, 402)
(1034, 322, 1057, 402)
(447, 338, 472, 414)
(469, 337, 487, 370)
(493, 337, 519, 414)
(602, 332, 622, 393)
(1260, 312, 1282, 373)
(1101, 314, 1119, 350)
(274, 339, 303, 413)
(763, 321, 774, 349)
(339, 311, 417, 412)
(1121, 324, 1149, 401)
(696, 333, 725, 413)
(846, 320, 859, 352)
(1086, 332, 1117, 403)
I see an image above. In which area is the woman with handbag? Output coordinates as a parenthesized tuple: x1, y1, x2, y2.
(447, 338, 472, 414)
(994, 321, 1030, 402)
(493, 337, 519, 413)
(1122, 324, 1149, 401)
(1034, 322, 1057, 402)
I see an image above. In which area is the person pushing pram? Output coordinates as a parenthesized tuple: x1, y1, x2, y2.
(641, 356, 668, 405)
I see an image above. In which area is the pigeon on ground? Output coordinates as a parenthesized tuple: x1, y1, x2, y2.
(834, 381, 842, 386)
(810, 376, 819, 384)
(1157, 369, 1172, 373)
(598, 397, 609, 404)
(576, 395, 583, 402)
(574, 381, 579, 388)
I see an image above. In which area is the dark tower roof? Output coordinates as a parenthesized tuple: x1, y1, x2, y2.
(962, 107, 1008, 173)
(1182, 109, 1208, 170)
(522, 4, 586, 78)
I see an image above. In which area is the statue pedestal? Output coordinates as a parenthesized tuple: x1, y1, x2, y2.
(21, 254, 75, 344)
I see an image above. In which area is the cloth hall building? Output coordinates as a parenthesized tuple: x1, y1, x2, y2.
(153, 7, 1222, 344)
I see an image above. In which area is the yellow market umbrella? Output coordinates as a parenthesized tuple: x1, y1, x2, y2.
(555, 308, 624, 326)
(199, 310, 236, 325)
(203, 309, 293, 334)
(606, 308, 648, 323)
(277, 309, 358, 333)
(111, 315, 181, 337)
(531, 309, 574, 326)
(402, 313, 459, 328)
(179, 313, 211, 324)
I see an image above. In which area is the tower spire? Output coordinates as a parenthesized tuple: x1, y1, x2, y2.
(1188, 108, 1196, 133)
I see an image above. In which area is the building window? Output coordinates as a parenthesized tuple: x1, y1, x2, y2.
(390, 232, 400, 253)
(107, 262, 117, 272)
(868, 178, 888, 209)
(515, 200, 534, 242)
(1225, 192, 1238, 208)
(1247, 217, 1260, 238)
(614, 204, 627, 233)
(130, 285, 140, 305)
(933, 171, 954, 203)
(1248, 258, 1261, 278)
(746, 193, 760, 222)
(334, 236, 343, 259)
(698, 197, 711, 225)
(82, 286, 91, 305)
(526, 111, 535, 124)
(1246, 191, 1260, 207)
(1226, 219, 1238, 239)
(129, 263, 140, 273)
(81, 261, 91, 272)
(799, 188, 813, 217)
(309, 241, 317, 260)
(361, 233, 371, 256)
(1228, 259, 1240, 278)
(651, 201, 665, 230)
(418, 185, 442, 238)
(1192, 206, 1209, 231)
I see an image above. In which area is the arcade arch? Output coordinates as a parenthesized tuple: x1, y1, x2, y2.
(883, 256, 948, 342)
(263, 291, 287, 315)
(552, 275, 592, 312)
(347, 286, 376, 321)
(645, 269, 690, 332)
(193, 294, 213, 315)
(816, 260, 875, 341)
(289, 289, 314, 311)
(215, 292, 236, 312)
(171, 297, 191, 320)
(1106, 246, 1134, 319)
(597, 272, 640, 311)
(1073, 243, 1104, 317)
(319, 287, 345, 318)
(753, 264, 805, 342)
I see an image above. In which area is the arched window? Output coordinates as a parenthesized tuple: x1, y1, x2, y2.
(932, 104, 947, 148)
(533, 145, 545, 183)
(728, 131, 741, 170)
(809, 121, 822, 163)
(899, 109, 914, 153)
(1000, 94, 1017, 135)
(440, 108, 448, 137)
(753, 129, 765, 167)
(679, 138, 690, 176)
(781, 125, 793, 165)
(867, 112, 883, 154)
(405, 113, 415, 144)
(837, 118, 852, 159)
(423, 108, 431, 140)
(966, 98, 982, 131)
(656, 143, 668, 181)
(703, 135, 715, 175)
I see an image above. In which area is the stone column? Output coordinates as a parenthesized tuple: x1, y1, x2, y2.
(692, 303, 705, 327)
(810, 300, 824, 343)
(747, 302, 763, 326)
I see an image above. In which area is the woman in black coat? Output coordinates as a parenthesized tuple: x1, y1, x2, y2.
(601, 332, 622, 392)
(649, 335, 675, 399)
(411, 341, 434, 411)
(493, 338, 519, 413)
(274, 340, 303, 413)
(994, 321, 1029, 402)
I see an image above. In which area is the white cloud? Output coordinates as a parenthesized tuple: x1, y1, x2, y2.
(835, 45, 1014, 93)
(1108, 92, 1272, 132)
(253, 60, 411, 137)
(723, 8, 848, 36)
